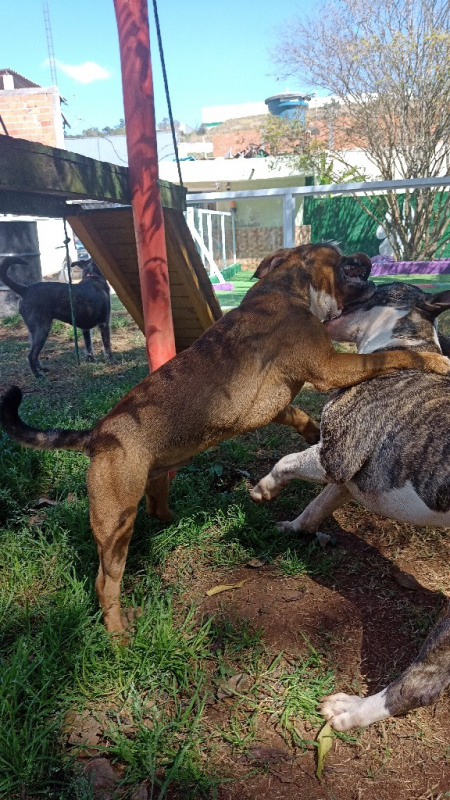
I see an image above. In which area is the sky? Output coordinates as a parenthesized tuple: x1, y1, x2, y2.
(1, 0, 318, 135)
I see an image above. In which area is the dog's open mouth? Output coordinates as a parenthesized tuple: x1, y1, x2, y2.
(341, 262, 370, 285)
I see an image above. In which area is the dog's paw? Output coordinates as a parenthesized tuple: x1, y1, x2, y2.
(249, 483, 265, 503)
(86, 354, 95, 363)
(276, 519, 296, 532)
(320, 690, 389, 730)
(426, 353, 450, 375)
(250, 476, 283, 503)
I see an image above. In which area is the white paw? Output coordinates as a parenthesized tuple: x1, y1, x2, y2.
(249, 483, 265, 503)
(249, 477, 280, 503)
(321, 690, 389, 731)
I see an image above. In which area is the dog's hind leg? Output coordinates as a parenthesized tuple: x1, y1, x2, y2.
(87, 454, 148, 634)
(82, 329, 95, 361)
(145, 472, 174, 522)
(25, 318, 52, 377)
(277, 484, 351, 533)
(272, 404, 320, 444)
(321, 601, 450, 730)
(99, 322, 114, 361)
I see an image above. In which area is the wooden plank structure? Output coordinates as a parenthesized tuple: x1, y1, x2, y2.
(67, 206, 222, 351)
(0, 134, 222, 350)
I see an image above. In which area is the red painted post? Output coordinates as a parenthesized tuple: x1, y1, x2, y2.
(113, 0, 176, 371)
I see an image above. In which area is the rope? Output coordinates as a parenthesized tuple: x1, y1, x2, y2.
(63, 218, 80, 366)
(151, 0, 184, 188)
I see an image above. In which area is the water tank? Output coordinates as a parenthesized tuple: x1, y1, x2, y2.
(265, 93, 311, 123)
(0, 220, 41, 317)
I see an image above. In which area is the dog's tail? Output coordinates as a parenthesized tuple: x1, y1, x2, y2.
(0, 256, 30, 297)
(1, 386, 92, 454)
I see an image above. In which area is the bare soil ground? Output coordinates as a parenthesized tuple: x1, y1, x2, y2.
(1, 313, 450, 800)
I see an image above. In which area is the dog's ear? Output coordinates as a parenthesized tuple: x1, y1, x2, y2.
(422, 290, 450, 318)
(253, 252, 287, 280)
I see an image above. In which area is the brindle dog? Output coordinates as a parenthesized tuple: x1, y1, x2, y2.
(2, 245, 449, 635)
(251, 282, 450, 731)
(0, 256, 114, 376)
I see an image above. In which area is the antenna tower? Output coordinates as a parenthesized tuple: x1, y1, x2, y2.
(43, 2, 58, 87)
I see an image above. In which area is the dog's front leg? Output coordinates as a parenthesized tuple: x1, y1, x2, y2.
(250, 445, 327, 503)
(272, 404, 320, 444)
(308, 348, 450, 392)
(82, 329, 95, 361)
(321, 601, 450, 730)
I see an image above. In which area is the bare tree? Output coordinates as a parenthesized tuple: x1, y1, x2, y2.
(273, 0, 450, 260)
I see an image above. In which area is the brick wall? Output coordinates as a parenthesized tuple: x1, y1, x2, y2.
(0, 87, 64, 148)
(212, 128, 262, 157)
(236, 225, 311, 271)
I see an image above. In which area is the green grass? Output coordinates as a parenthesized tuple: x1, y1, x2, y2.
(214, 272, 256, 308)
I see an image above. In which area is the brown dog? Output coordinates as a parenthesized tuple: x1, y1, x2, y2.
(1, 243, 449, 634)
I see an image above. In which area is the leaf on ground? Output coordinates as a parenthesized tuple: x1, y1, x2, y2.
(316, 722, 333, 781)
(391, 565, 422, 590)
(244, 745, 290, 764)
(206, 580, 247, 596)
(33, 496, 58, 508)
(246, 557, 267, 569)
(216, 672, 251, 699)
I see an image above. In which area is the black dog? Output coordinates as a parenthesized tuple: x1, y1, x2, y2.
(0, 256, 114, 377)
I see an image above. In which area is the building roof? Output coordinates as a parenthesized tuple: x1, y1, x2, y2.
(0, 69, 41, 89)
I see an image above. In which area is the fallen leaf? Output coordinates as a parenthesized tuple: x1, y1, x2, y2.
(206, 580, 247, 596)
(245, 745, 290, 764)
(216, 672, 251, 699)
(246, 558, 266, 569)
(281, 588, 305, 602)
(391, 565, 422, 590)
(33, 496, 58, 508)
(84, 758, 119, 799)
(316, 722, 333, 781)
(269, 768, 298, 784)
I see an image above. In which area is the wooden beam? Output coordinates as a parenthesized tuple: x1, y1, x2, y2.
(0, 135, 186, 211)
(0, 189, 68, 218)
(0, 135, 130, 203)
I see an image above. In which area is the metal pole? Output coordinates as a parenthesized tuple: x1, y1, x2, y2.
(221, 213, 226, 268)
(63, 218, 80, 366)
(282, 192, 296, 248)
(113, 0, 176, 372)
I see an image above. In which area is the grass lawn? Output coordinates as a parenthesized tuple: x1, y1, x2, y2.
(1, 294, 450, 798)
(214, 273, 256, 309)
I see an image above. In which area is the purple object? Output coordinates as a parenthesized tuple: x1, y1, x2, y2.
(370, 258, 450, 276)
(214, 282, 234, 291)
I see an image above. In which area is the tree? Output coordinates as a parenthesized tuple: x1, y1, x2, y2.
(157, 117, 180, 131)
(272, 0, 450, 260)
(260, 110, 367, 184)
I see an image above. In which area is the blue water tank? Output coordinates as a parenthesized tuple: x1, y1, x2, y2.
(265, 93, 311, 123)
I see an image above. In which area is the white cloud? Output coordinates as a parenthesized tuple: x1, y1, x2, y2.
(52, 60, 111, 84)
